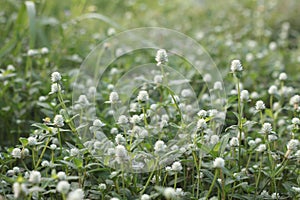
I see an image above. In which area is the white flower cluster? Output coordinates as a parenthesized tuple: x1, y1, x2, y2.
(155, 49, 168, 66)
(230, 60, 243, 72)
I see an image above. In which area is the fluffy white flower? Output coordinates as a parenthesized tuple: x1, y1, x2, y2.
(137, 90, 149, 102)
(287, 139, 299, 151)
(230, 60, 243, 72)
(117, 115, 128, 125)
(240, 90, 249, 101)
(99, 183, 107, 190)
(255, 100, 265, 110)
(261, 123, 272, 134)
(290, 95, 300, 106)
(155, 49, 168, 66)
(57, 171, 67, 180)
(141, 194, 151, 200)
(115, 145, 128, 164)
(109, 92, 119, 103)
(67, 189, 84, 200)
(13, 183, 28, 198)
(197, 110, 207, 118)
(213, 157, 225, 168)
(27, 136, 37, 146)
(29, 171, 41, 184)
(213, 81, 222, 90)
(154, 140, 167, 154)
(210, 135, 220, 145)
(256, 144, 267, 152)
(53, 114, 64, 127)
(268, 85, 278, 95)
(115, 134, 126, 145)
(56, 181, 70, 194)
(279, 72, 287, 81)
(11, 148, 22, 159)
(51, 83, 61, 93)
(163, 187, 176, 199)
(229, 137, 239, 147)
(51, 72, 61, 83)
(130, 115, 141, 124)
(197, 118, 207, 130)
(292, 117, 300, 125)
(93, 119, 105, 127)
(171, 161, 183, 172)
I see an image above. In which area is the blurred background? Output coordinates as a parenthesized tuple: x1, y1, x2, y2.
(0, 0, 300, 146)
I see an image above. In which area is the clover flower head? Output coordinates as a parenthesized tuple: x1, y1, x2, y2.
(29, 171, 41, 184)
(255, 100, 265, 110)
(53, 114, 64, 127)
(155, 49, 168, 66)
(67, 189, 84, 200)
(56, 181, 70, 194)
(213, 157, 225, 168)
(230, 59, 243, 72)
(51, 72, 61, 83)
(137, 90, 149, 102)
(171, 161, 183, 172)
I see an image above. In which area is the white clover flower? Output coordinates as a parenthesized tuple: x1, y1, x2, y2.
(155, 49, 168, 66)
(171, 161, 183, 172)
(240, 90, 249, 101)
(292, 186, 300, 193)
(248, 140, 255, 147)
(213, 157, 225, 168)
(287, 139, 299, 151)
(255, 100, 265, 110)
(56, 181, 70, 194)
(268, 135, 278, 142)
(57, 171, 67, 180)
(290, 95, 300, 106)
(53, 114, 64, 127)
(203, 74, 212, 82)
(137, 90, 149, 102)
(130, 115, 141, 124)
(229, 137, 239, 147)
(273, 102, 280, 111)
(213, 81, 222, 90)
(210, 135, 219, 145)
(99, 183, 107, 190)
(268, 85, 278, 95)
(50, 144, 57, 150)
(110, 127, 118, 134)
(271, 193, 279, 199)
(77, 95, 89, 105)
(141, 194, 151, 200)
(197, 110, 207, 118)
(27, 49, 38, 56)
(115, 134, 126, 145)
(70, 148, 79, 156)
(13, 167, 20, 174)
(41, 47, 49, 54)
(23, 148, 29, 157)
(197, 118, 207, 130)
(117, 115, 128, 125)
(154, 140, 167, 154)
(292, 117, 300, 125)
(154, 75, 163, 84)
(279, 72, 287, 81)
(230, 60, 243, 72)
(7, 64, 15, 71)
(261, 190, 269, 196)
(67, 189, 84, 200)
(109, 92, 119, 103)
(13, 183, 28, 198)
(256, 144, 267, 152)
(269, 42, 277, 51)
(51, 83, 61, 93)
(11, 148, 22, 159)
(250, 91, 259, 99)
(93, 119, 105, 127)
(111, 198, 120, 200)
(181, 89, 193, 98)
(115, 145, 128, 164)
(51, 72, 61, 83)
(163, 187, 176, 199)
(107, 84, 114, 90)
(261, 123, 272, 134)
(29, 171, 41, 184)
(41, 160, 50, 167)
(255, 138, 262, 144)
(27, 136, 37, 146)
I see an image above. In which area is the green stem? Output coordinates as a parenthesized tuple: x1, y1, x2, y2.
(140, 159, 158, 194)
(206, 169, 219, 199)
(35, 137, 51, 169)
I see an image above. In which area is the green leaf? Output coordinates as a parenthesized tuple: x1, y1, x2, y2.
(19, 137, 28, 146)
(73, 158, 83, 169)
